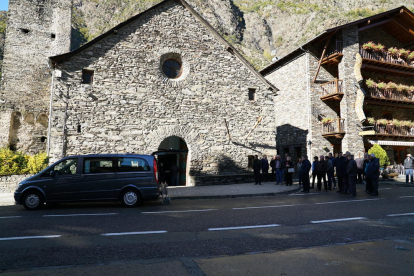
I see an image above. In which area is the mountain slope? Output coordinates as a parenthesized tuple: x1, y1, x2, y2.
(1, 0, 414, 74)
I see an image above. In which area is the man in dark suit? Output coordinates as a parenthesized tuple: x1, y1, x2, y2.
(341, 151, 350, 194)
(366, 153, 380, 196)
(347, 154, 357, 197)
(300, 155, 311, 193)
(253, 155, 261, 185)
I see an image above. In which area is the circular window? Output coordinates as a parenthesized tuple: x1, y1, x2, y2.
(162, 59, 182, 79)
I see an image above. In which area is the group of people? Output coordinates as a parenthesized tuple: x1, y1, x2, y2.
(251, 151, 400, 197)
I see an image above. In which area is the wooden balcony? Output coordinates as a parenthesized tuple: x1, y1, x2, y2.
(362, 124, 414, 139)
(321, 41, 343, 65)
(359, 47, 414, 77)
(322, 118, 345, 138)
(319, 79, 344, 101)
(365, 87, 414, 108)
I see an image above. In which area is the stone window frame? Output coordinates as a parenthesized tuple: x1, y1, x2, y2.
(155, 47, 191, 87)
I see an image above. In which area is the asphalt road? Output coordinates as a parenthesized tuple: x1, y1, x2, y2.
(1, 184, 413, 275)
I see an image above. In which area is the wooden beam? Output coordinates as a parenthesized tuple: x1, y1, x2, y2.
(358, 18, 393, 32)
(361, 64, 414, 76)
(245, 117, 263, 140)
(312, 33, 333, 83)
(390, 19, 414, 37)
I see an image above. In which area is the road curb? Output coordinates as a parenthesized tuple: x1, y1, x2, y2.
(170, 187, 301, 200)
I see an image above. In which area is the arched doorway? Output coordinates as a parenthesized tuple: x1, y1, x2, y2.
(158, 136, 188, 186)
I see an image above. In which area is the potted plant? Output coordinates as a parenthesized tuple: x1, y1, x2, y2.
(399, 49, 410, 58)
(374, 43, 385, 52)
(377, 119, 389, 126)
(377, 82, 387, 89)
(366, 78, 376, 88)
(386, 82, 397, 89)
(408, 51, 414, 61)
(392, 119, 402, 127)
(388, 47, 399, 56)
(362, 41, 376, 50)
(367, 117, 376, 125)
(321, 117, 333, 124)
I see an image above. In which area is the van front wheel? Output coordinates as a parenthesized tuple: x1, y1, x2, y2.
(121, 189, 141, 207)
(22, 191, 44, 210)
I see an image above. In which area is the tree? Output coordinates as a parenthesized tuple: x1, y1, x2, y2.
(368, 144, 390, 168)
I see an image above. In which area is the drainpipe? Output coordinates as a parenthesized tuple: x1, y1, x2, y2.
(47, 61, 55, 157)
(300, 47, 312, 157)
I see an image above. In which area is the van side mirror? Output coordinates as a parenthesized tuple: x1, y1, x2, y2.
(50, 170, 57, 177)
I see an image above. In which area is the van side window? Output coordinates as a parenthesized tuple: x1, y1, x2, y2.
(84, 158, 115, 174)
(44, 158, 78, 176)
(117, 157, 150, 172)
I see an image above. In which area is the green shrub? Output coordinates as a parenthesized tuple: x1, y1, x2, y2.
(368, 144, 390, 168)
(0, 148, 48, 176)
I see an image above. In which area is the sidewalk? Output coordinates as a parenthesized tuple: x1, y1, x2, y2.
(168, 182, 299, 200)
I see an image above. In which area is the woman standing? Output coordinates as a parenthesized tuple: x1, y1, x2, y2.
(285, 156, 294, 186)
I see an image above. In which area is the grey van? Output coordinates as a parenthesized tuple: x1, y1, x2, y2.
(14, 154, 160, 210)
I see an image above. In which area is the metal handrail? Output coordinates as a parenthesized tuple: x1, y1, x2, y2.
(365, 87, 414, 102)
(359, 47, 414, 67)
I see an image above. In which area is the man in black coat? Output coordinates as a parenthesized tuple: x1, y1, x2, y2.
(300, 155, 311, 193)
(253, 155, 262, 185)
(341, 151, 350, 194)
(335, 152, 346, 193)
(311, 156, 319, 189)
(317, 155, 328, 191)
(270, 156, 276, 182)
(347, 154, 358, 197)
(366, 153, 380, 196)
(261, 155, 269, 182)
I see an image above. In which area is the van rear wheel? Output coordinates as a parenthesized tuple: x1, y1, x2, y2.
(22, 191, 44, 210)
(121, 189, 141, 207)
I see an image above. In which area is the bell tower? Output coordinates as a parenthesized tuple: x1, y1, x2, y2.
(0, 0, 72, 152)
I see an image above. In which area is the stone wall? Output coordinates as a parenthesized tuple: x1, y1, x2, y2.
(0, 174, 32, 193)
(339, 26, 365, 156)
(0, 109, 12, 148)
(50, 1, 277, 185)
(0, 0, 72, 152)
(263, 52, 309, 162)
(359, 26, 404, 49)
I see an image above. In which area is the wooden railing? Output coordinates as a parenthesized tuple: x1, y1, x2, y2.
(365, 87, 414, 102)
(373, 124, 414, 137)
(359, 47, 414, 67)
(325, 40, 343, 57)
(322, 118, 345, 134)
(319, 79, 343, 98)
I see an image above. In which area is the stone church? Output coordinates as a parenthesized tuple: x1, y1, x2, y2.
(0, 0, 278, 186)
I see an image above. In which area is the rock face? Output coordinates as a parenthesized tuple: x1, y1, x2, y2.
(50, 0, 277, 185)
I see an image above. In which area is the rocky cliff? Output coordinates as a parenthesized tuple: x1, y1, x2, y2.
(2, 0, 414, 72)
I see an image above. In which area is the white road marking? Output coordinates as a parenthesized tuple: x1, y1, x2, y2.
(233, 204, 300, 210)
(141, 209, 217, 214)
(43, 213, 118, 217)
(289, 193, 319, 196)
(399, 196, 414, 198)
(378, 188, 392, 190)
(315, 199, 384, 205)
(310, 217, 367, 224)
(102, 231, 167, 236)
(0, 235, 61, 241)
(0, 216, 22, 219)
(387, 213, 414, 217)
(209, 224, 281, 231)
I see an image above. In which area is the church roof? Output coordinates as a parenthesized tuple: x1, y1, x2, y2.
(50, 0, 277, 92)
(260, 6, 414, 76)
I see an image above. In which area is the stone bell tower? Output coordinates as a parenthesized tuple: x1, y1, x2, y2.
(0, 0, 72, 152)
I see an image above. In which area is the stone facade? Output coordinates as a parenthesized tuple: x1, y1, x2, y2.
(49, 0, 277, 186)
(0, 174, 32, 193)
(264, 52, 310, 161)
(263, 12, 414, 162)
(0, 0, 72, 152)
